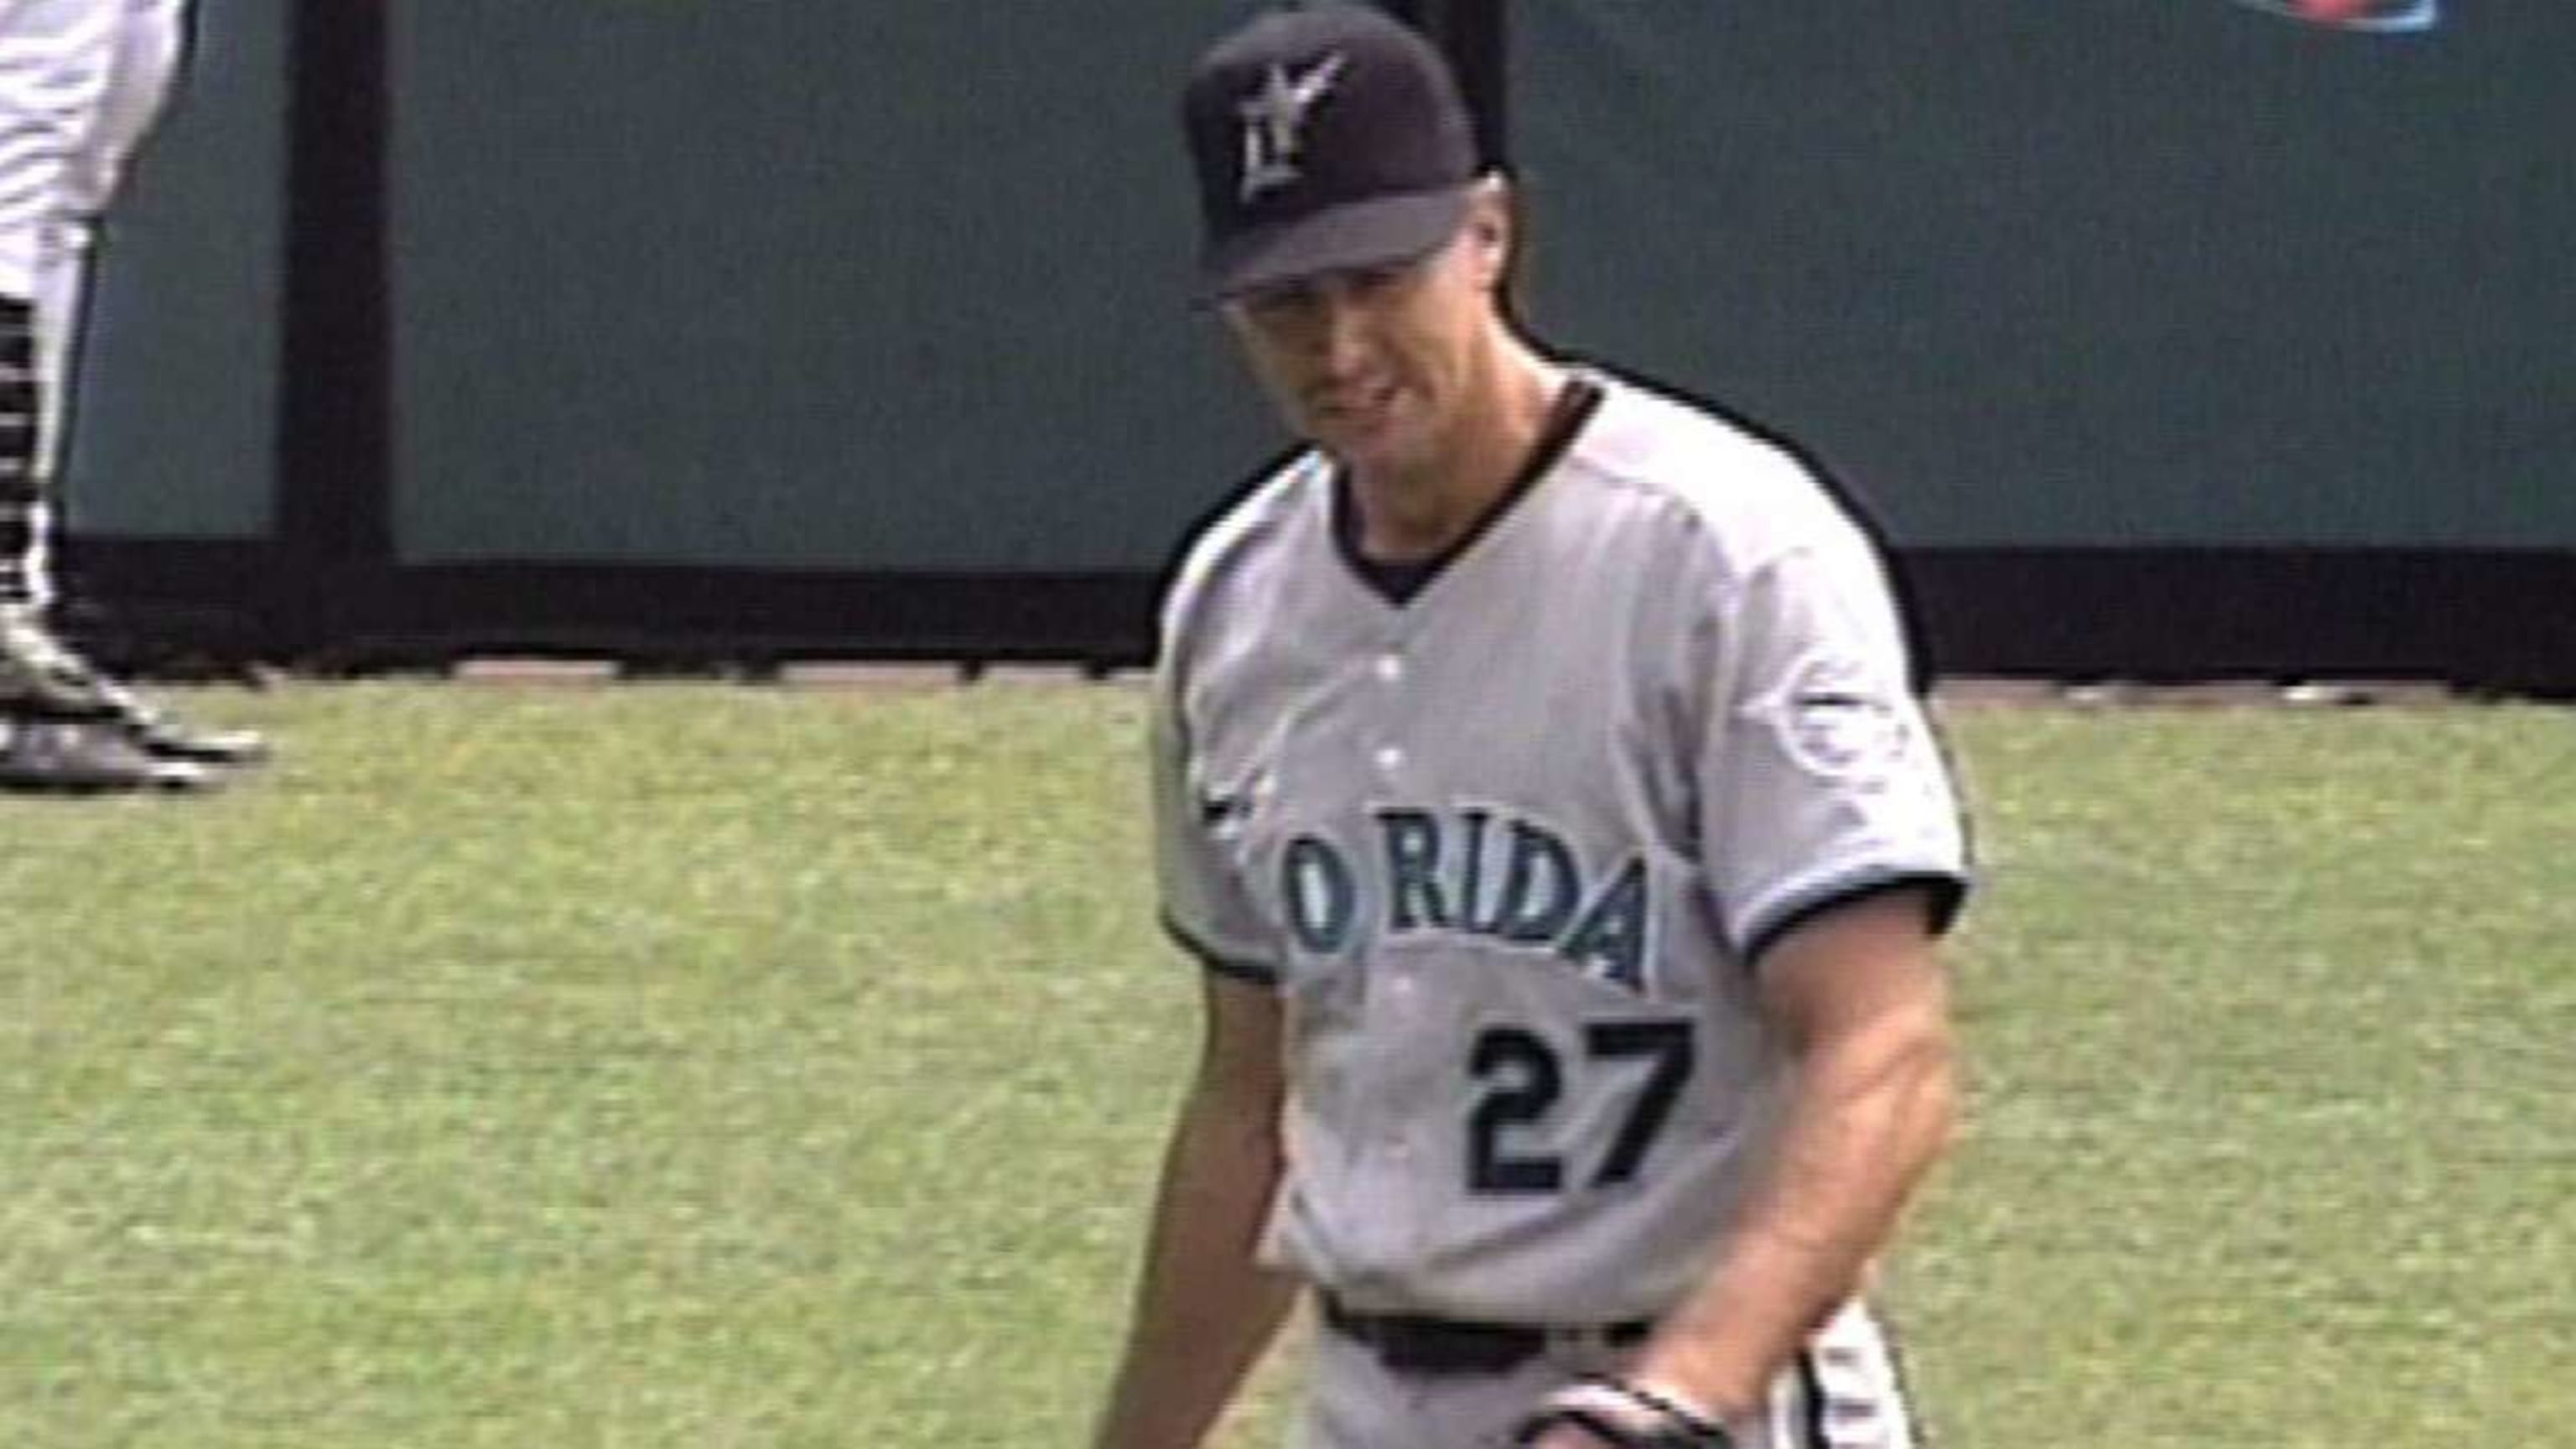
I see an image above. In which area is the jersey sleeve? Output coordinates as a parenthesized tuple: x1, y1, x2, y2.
(1149, 653, 1285, 985)
(1697, 532, 1971, 965)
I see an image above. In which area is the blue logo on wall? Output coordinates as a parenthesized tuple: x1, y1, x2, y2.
(2225, 0, 2440, 32)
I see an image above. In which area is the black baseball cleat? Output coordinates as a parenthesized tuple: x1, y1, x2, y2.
(0, 606, 269, 767)
(122, 707, 271, 767)
(0, 714, 219, 794)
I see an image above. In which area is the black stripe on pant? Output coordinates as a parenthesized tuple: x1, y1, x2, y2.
(0, 294, 39, 609)
(1798, 1351, 1830, 1448)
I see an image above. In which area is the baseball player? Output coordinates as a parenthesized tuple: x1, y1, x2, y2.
(0, 0, 263, 792)
(1093, 7, 1971, 1447)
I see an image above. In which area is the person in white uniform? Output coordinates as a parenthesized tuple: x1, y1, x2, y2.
(0, 0, 264, 792)
(1093, 7, 1975, 1447)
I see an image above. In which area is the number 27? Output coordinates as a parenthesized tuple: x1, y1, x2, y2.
(1467, 1021, 1696, 1194)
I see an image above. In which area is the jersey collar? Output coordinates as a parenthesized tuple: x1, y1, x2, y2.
(1329, 373, 1606, 607)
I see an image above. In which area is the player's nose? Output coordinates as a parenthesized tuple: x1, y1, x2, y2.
(1311, 291, 1373, 373)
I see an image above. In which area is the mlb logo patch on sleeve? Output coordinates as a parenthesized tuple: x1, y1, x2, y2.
(1778, 663, 1912, 780)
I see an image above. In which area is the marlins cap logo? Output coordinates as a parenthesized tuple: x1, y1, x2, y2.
(1237, 53, 1348, 201)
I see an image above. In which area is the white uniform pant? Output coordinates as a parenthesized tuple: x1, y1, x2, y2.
(1295, 1299, 1922, 1449)
(0, 0, 187, 608)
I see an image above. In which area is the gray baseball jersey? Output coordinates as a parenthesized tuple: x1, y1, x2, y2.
(1151, 367, 1970, 1327)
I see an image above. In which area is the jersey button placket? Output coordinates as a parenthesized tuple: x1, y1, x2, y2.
(1366, 634, 1426, 1253)
(1368, 643, 1409, 777)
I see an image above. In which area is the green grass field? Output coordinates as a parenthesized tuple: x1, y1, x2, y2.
(3, 682, 2569, 1446)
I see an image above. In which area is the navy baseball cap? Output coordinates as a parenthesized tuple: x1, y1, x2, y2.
(1182, 3, 1478, 302)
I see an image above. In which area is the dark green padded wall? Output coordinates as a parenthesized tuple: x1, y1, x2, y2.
(63, 0, 286, 539)
(388, 3, 2573, 566)
(1514, 1, 2574, 548)
(389, 3, 1281, 571)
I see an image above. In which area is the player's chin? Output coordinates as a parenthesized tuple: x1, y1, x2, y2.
(1306, 408, 1421, 475)
(1321, 435, 1426, 481)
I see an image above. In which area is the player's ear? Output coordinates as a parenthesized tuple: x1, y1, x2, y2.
(1462, 174, 1514, 293)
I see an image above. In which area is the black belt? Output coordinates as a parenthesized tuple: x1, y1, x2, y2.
(1319, 1293, 1655, 1377)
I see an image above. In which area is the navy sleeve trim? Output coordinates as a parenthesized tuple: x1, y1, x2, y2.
(1160, 911, 1282, 987)
(1739, 869, 1971, 971)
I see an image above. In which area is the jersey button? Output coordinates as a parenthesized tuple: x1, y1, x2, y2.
(1372, 745, 1405, 775)
(1374, 652, 1405, 684)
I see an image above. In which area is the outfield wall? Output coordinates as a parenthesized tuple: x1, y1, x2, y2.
(54, 1, 2576, 688)
(1511, 0, 2576, 553)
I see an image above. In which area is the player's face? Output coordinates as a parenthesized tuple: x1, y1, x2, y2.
(1222, 195, 1509, 478)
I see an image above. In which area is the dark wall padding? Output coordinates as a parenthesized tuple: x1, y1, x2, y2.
(1513, 1, 2574, 550)
(387, 3, 1283, 570)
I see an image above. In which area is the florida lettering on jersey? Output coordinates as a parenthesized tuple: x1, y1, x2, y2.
(1280, 807, 1651, 992)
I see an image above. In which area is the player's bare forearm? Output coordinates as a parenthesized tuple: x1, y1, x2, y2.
(1094, 1086, 1296, 1447)
(1627, 890, 1961, 1426)
(1094, 976, 1298, 1449)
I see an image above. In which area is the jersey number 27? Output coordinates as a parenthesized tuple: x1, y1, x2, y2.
(1467, 1020, 1695, 1194)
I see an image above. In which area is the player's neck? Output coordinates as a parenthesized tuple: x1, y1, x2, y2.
(1343, 337, 1566, 563)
